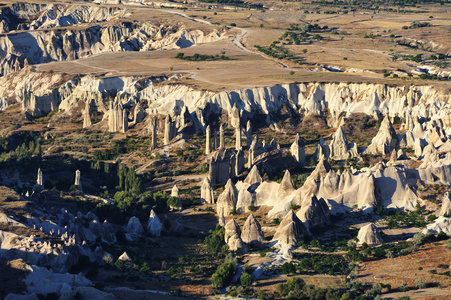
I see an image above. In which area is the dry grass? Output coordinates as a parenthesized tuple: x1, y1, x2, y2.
(357, 242, 451, 289)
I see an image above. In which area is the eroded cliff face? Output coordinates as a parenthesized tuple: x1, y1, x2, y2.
(0, 22, 224, 76)
(5, 71, 450, 122)
(0, 2, 226, 76)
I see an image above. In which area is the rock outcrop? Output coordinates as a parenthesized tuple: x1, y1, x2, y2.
(329, 126, 358, 160)
(205, 125, 211, 155)
(216, 179, 238, 217)
(357, 223, 383, 245)
(272, 210, 308, 246)
(209, 150, 230, 185)
(170, 184, 182, 211)
(108, 99, 128, 133)
(147, 209, 162, 236)
(440, 192, 451, 216)
(224, 219, 247, 253)
(366, 116, 398, 155)
(297, 195, 330, 230)
(422, 216, 451, 235)
(241, 214, 264, 245)
(125, 216, 144, 241)
(200, 177, 214, 204)
(290, 133, 305, 164)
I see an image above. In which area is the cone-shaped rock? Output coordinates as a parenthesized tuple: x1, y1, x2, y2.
(367, 116, 398, 155)
(357, 223, 383, 245)
(273, 210, 308, 246)
(126, 216, 144, 236)
(241, 214, 264, 245)
(330, 126, 349, 159)
(278, 170, 296, 197)
(147, 209, 163, 236)
(216, 179, 238, 217)
(201, 177, 215, 204)
(224, 219, 247, 253)
(296, 195, 330, 230)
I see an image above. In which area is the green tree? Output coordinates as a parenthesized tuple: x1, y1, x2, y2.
(240, 272, 252, 287)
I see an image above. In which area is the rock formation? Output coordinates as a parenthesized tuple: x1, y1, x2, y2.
(248, 136, 262, 169)
(357, 223, 383, 245)
(273, 210, 308, 246)
(236, 189, 255, 213)
(329, 126, 358, 160)
(230, 150, 244, 178)
(219, 125, 225, 150)
(278, 170, 296, 197)
(241, 214, 264, 245)
(126, 216, 144, 241)
(147, 209, 162, 236)
(200, 177, 214, 204)
(246, 120, 252, 148)
(440, 192, 451, 216)
(315, 138, 330, 160)
(170, 185, 182, 211)
(216, 179, 238, 217)
(236, 126, 242, 151)
(214, 129, 218, 150)
(36, 168, 43, 187)
(230, 103, 240, 129)
(74, 170, 82, 190)
(422, 216, 451, 235)
(224, 219, 247, 253)
(150, 119, 157, 150)
(209, 150, 230, 184)
(297, 195, 330, 230)
(290, 133, 305, 164)
(366, 116, 398, 155)
(83, 99, 92, 128)
(205, 125, 211, 155)
(133, 101, 145, 124)
(244, 165, 262, 191)
(108, 99, 128, 133)
(164, 114, 176, 145)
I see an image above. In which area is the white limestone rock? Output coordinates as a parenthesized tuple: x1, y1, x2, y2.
(297, 195, 330, 230)
(357, 223, 383, 246)
(440, 192, 451, 216)
(422, 216, 451, 235)
(125, 216, 144, 241)
(366, 116, 398, 155)
(216, 179, 238, 217)
(236, 190, 256, 214)
(224, 219, 247, 253)
(272, 210, 308, 246)
(241, 214, 264, 245)
(200, 177, 214, 204)
(147, 209, 163, 236)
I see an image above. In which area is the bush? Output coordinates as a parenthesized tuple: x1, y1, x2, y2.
(281, 262, 296, 274)
(115, 259, 125, 271)
(240, 272, 252, 287)
(415, 279, 426, 289)
(211, 261, 237, 289)
(204, 225, 228, 257)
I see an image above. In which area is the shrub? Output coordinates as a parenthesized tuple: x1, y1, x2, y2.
(240, 272, 252, 287)
(281, 262, 296, 274)
(415, 279, 426, 289)
(204, 225, 228, 257)
(211, 261, 237, 289)
(115, 259, 125, 271)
